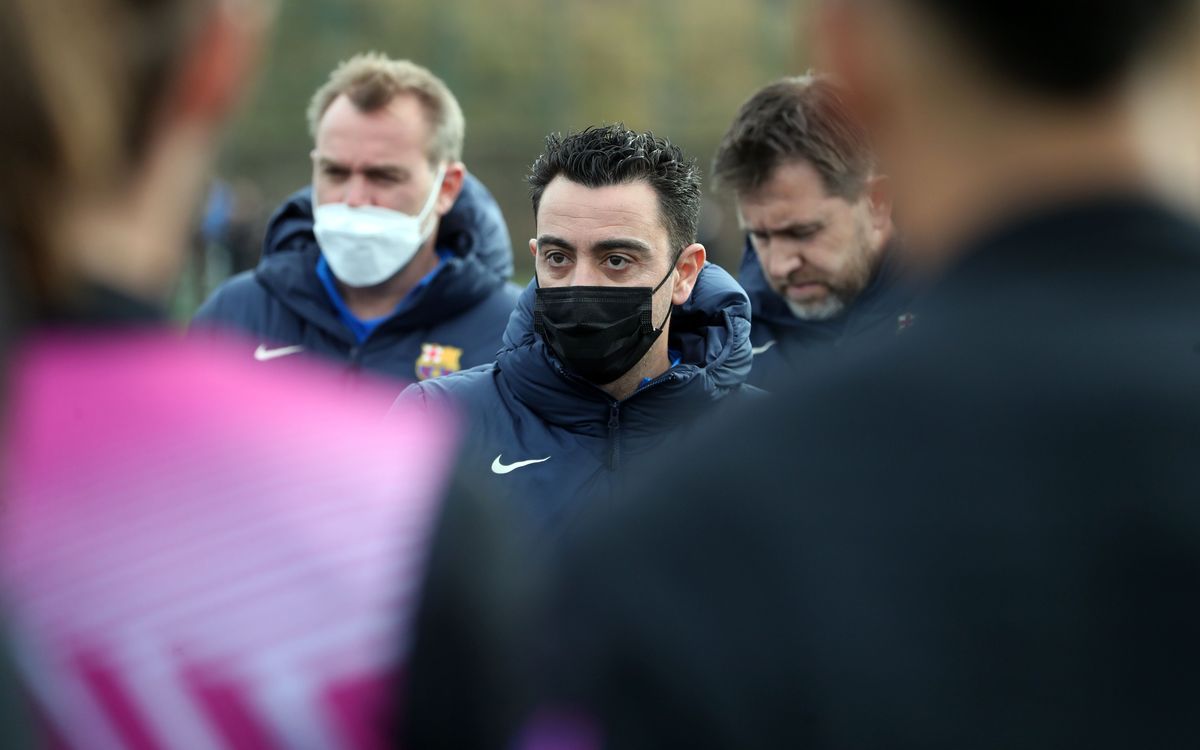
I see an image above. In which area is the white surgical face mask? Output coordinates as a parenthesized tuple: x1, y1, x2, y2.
(313, 163, 447, 288)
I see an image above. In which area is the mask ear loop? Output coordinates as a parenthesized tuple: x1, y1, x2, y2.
(416, 162, 449, 240)
(651, 245, 687, 331)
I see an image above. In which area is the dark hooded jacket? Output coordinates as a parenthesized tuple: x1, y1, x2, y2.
(191, 173, 521, 382)
(741, 239, 916, 388)
(397, 262, 759, 533)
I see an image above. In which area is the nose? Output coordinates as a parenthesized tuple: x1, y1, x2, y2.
(760, 240, 802, 283)
(570, 263, 607, 287)
(344, 175, 371, 208)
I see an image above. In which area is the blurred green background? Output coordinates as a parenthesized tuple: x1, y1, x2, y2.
(180, 0, 808, 314)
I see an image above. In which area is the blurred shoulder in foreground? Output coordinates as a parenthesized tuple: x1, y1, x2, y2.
(2, 332, 460, 746)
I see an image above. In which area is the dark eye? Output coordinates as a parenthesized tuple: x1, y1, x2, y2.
(604, 255, 631, 269)
(323, 167, 350, 182)
(546, 251, 570, 267)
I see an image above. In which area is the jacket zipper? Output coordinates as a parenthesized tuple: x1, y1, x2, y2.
(607, 402, 621, 470)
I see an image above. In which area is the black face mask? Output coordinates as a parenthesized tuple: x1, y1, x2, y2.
(534, 265, 675, 385)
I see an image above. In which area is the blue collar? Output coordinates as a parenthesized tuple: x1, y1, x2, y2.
(638, 350, 683, 391)
(316, 250, 450, 344)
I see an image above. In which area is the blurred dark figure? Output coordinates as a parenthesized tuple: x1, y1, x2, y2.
(532, 0, 1200, 747)
(0, 0, 475, 746)
(713, 74, 915, 388)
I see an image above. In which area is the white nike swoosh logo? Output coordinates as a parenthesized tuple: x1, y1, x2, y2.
(254, 344, 305, 362)
(491, 454, 551, 475)
(751, 340, 777, 356)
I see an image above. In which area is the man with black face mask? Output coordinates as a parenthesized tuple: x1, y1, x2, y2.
(395, 124, 758, 533)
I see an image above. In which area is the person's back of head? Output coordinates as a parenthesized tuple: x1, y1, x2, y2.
(0, 0, 270, 316)
(817, 0, 1195, 266)
(904, 0, 1190, 98)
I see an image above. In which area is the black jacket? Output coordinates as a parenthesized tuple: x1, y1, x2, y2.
(398, 262, 759, 533)
(192, 174, 521, 381)
(540, 195, 1200, 749)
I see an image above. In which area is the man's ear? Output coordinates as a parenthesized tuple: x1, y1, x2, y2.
(866, 174, 893, 229)
(434, 162, 467, 216)
(862, 174, 895, 250)
(671, 243, 707, 305)
(528, 238, 539, 260)
(171, 0, 274, 125)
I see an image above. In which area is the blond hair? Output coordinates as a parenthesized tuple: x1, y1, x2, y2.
(307, 53, 465, 164)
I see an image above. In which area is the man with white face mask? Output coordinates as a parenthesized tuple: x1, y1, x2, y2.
(193, 53, 521, 382)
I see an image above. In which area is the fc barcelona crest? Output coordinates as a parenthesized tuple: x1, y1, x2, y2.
(415, 343, 463, 381)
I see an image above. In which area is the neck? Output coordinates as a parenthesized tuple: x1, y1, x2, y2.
(600, 328, 672, 402)
(336, 236, 439, 319)
(899, 100, 1149, 274)
(57, 123, 215, 306)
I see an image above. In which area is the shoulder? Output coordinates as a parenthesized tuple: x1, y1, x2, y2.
(466, 281, 523, 317)
(734, 383, 771, 400)
(192, 270, 271, 324)
(399, 363, 501, 408)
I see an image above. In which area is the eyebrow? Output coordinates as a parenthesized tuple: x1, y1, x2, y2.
(363, 165, 406, 179)
(592, 237, 654, 257)
(315, 157, 406, 177)
(746, 220, 826, 237)
(536, 235, 655, 257)
(537, 235, 576, 252)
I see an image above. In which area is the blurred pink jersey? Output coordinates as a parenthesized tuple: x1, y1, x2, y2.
(1, 331, 458, 749)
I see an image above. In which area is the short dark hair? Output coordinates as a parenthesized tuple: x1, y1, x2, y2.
(528, 125, 702, 255)
(712, 74, 872, 201)
(905, 0, 1190, 97)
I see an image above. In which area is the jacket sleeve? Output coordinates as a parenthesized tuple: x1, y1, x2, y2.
(390, 382, 430, 417)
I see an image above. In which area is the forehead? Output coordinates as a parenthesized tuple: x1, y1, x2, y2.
(314, 93, 432, 165)
(738, 159, 853, 224)
(536, 178, 670, 251)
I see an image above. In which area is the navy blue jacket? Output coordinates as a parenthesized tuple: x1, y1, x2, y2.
(740, 239, 916, 388)
(192, 173, 522, 382)
(398, 262, 758, 532)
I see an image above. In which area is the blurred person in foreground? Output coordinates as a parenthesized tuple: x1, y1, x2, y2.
(0, 0, 497, 746)
(395, 125, 758, 534)
(530, 0, 1200, 746)
(713, 74, 915, 388)
(193, 53, 520, 383)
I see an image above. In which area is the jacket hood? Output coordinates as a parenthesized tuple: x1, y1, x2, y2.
(738, 237, 906, 341)
(252, 172, 514, 339)
(495, 262, 753, 434)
